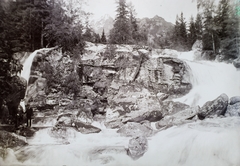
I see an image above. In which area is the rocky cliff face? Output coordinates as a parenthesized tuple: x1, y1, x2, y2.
(25, 42, 192, 129)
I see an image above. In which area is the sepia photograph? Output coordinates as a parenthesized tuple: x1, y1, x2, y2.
(0, 0, 240, 165)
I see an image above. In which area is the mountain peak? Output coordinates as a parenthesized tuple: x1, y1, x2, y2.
(153, 15, 161, 19)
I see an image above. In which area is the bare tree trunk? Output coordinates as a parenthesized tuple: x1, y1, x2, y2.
(41, 20, 44, 48)
(212, 32, 215, 54)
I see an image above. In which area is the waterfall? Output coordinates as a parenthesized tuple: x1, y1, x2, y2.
(20, 47, 56, 110)
(175, 52, 240, 107)
(21, 50, 39, 84)
(21, 48, 55, 84)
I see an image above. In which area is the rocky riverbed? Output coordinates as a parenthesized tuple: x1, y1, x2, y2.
(1, 43, 240, 165)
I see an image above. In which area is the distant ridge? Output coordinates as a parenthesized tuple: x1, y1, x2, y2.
(138, 15, 174, 44)
(90, 15, 174, 41)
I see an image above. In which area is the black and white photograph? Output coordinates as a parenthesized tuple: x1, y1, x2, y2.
(0, 0, 240, 165)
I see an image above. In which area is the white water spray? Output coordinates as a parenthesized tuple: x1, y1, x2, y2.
(176, 52, 240, 106)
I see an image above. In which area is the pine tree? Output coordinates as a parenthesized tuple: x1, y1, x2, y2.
(44, 0, 85, 52)
(179, 12, 188, 43)
(198, 0, 220, 54)
(172, 13, 188, 50)
(94, 33, 101, 43)
(173, 15, 180, 43)
(101, 29, 107, 43)
(188, 16, 197, 47)
(195, 14, 203, 40)
(220, 1, 240, 60)
(109, 0, 132, 44)
(83, 27, 93, 42)
(128, 2, 139, 43)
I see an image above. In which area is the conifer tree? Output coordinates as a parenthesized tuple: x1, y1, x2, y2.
(109, 0, 132, 44)
(44, 0, 85, 52)
(195, 14, 203, 40)
(172, 13, 188, 50)
(94, 33, 101, 43)
(101, 29, 107, 43)
(198, 0, 220, 54)
(179, 12, 188, 43)
(128, 2, 139, 43)
(188, 16, 197, 47)
(173, 15, 180, 43)
(220, 0, 240, 59)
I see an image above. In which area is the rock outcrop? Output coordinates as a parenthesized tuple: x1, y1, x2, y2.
(24, 43, 193, 132)
(225, 96, 240, 117)
(156, 106, 199, 129)
(198, 94, 229, 119)
(55, 113, 101, 134)
(0, 130, 27, 148)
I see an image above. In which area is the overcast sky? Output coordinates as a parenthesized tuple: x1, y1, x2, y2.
(84, 0, 198, 24)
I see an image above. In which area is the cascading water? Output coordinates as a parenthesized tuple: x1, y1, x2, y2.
(19, 48, 56, 111)
(21, 47, 56, 83)
(2, 50, 240, 166)
(176, 52, 240, 106)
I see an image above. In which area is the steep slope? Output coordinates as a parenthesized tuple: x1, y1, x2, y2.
(90, 14, 114, 37)
(139, 15, 174, 46)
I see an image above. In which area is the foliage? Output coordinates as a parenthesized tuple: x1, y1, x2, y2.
(109, 0, 145, 44)
(62, 72, 81, 98)
(171, 0, 239, 59)
(94, 33, 101, 43)
(195, 14, 203, 40)
(198, 0, 240, 59)
(101, 29, 107, 44)
(188, 16, 197, 47)
(172, 13, 189, 51)
(109, 0, 131, 44)
(43, 0, 85, 52)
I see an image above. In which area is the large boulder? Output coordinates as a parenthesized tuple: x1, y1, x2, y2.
(156, 106, 199, 129)
(117, 122, 154, 137)
(127, 136, 148, 160)
(229, 96, 240, 105)
(198, 94, 229, 119)
(161, 101, 190, 116)
(0, 130, 27, 148)
(225, 103, 240, 117)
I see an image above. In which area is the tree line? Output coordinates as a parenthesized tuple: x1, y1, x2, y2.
(172, 0, 240, 60)
(0, 0, 88, 100)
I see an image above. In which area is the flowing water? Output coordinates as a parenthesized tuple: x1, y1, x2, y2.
(1, 50, 240, 166)
(176, 52, 240, 106)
